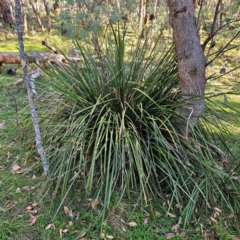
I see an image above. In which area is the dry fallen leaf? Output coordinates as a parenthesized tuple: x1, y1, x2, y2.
(167, 213, 176, 218)
(214, 211, 220, 218)
(165, 233, 175, 239)
(171, 224, 180, 232)
(32, 201, 38, 207)
(45, 224, 52, 230)
(26, 205, 33, 210)
(12, 164, 21, 172)
(67, 221, 73, 227)
(175, 203, 183, 209)
(143, 218, 148, 224)
(63, 206, 73, 217)
(59, 228, 63, 238)
(32, 174, 37, 180)
(180, 232, 186, 237)
(90, 198, 99, 209)
(106, 235, 114, 239)
(45, 223, 55, 230)
(100, 233, 114, 239)
(28, 215, 37, 226)
(210, 217, 219, 225)
(127, 222, 137, 227)
(120, 218, 126, 224)
(23, 185, 31, 191)
(228, 213, 234, 219)
(214, 207, 221, 212)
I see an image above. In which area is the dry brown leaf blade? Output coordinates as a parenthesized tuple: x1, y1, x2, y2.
(127, 222, 137, 227)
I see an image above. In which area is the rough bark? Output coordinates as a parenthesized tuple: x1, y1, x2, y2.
(15, 0, 49, 177)
(167, 0, 206, 135)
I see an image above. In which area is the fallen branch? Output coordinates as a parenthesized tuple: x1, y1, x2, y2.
(42, 40, 58, 54)
(0, 51, 83, 66)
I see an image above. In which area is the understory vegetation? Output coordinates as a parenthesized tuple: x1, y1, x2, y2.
(1, 3, 240, 240)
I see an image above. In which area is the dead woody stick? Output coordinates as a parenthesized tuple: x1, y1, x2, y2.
(15, 0, 49, 177)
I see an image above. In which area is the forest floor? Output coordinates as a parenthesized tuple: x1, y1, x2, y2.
(0, 28, 240, 239)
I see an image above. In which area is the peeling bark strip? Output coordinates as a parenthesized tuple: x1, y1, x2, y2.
(15, 0, 49, 177)
(168, 0, 206, 134)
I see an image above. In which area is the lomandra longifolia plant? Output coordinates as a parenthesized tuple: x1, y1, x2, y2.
(22, 22, 240, 226)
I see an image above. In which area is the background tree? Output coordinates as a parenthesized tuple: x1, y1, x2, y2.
(0, 0, 14, 26)
(42, 0, 51, 32)
(138, 0, 149, 38)
(168, 0, 206, 134)
(29, 0, 45, 31)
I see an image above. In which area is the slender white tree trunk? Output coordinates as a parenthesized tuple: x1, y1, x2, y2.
(15, 0, 49, 177)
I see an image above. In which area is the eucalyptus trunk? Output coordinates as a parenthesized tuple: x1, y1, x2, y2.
(29, 0, 45, 31)
(167, 0, 206, 135)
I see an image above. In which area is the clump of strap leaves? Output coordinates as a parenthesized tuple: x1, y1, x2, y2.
(21, 22, 240, 231)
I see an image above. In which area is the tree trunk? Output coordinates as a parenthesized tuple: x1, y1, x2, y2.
(15, 0, 49, 177)
(167, 0, 206, 135)
(53, 0, 60, 16)
(21, 0, 28, 35)
(116, 0, 121, 13)
(0, 0, 14, 26)
(138, 0, 148, 38)
(42, 0, 51, 32)
(29, 0, 45, 31)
